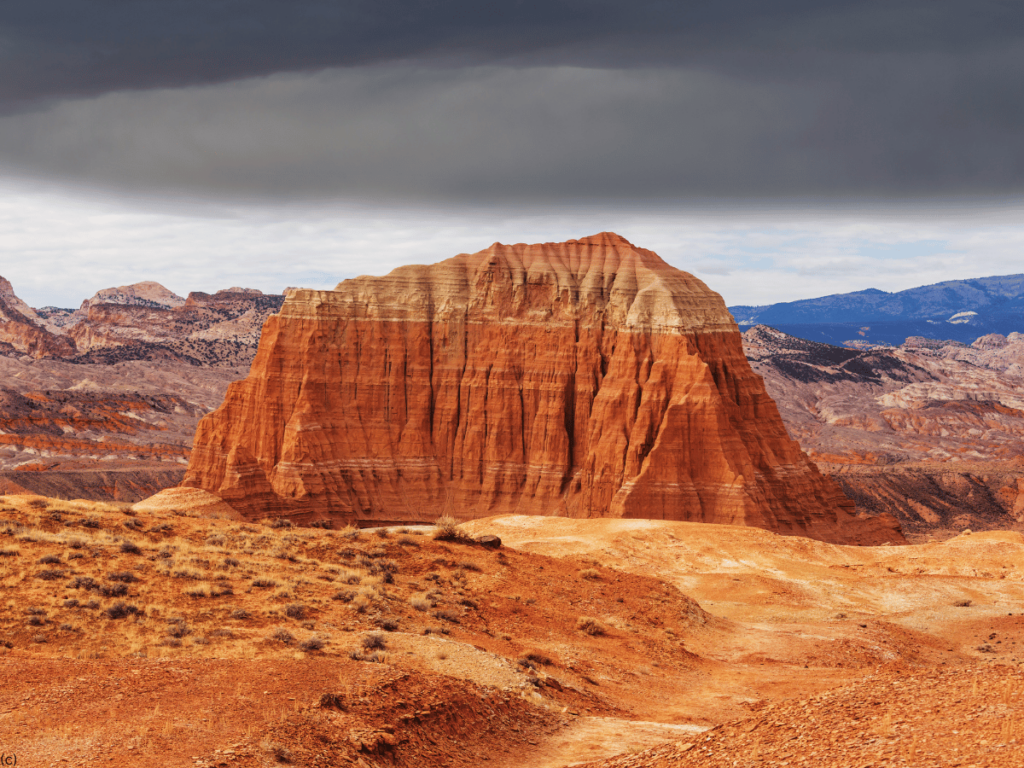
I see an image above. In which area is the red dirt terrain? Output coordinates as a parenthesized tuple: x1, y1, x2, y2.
(1, 498, 1021, 766)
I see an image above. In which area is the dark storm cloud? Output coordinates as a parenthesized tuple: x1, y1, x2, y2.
(2, 1, 1024, 202)
(2, 0, 1020, 107)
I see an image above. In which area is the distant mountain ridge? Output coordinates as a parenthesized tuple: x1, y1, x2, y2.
(729, 273, 1024, 347)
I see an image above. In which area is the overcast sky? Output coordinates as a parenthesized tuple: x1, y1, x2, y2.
(2, 1, 1023, 308)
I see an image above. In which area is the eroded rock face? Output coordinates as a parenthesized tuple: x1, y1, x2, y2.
(183, 233, 895, 544)
(0, 277, 76, 358)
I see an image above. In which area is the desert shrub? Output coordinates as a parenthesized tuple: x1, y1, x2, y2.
(210, 628, 234, 638)
(67, 551, 85, 560)
(32, 634, 47, 644)
(410, 595, 431, 612)
(223, 557, 240, 567)
(458, 560, 482, 572)
(579, 568, 601, 580)
(376, 618, 399, 632)
(332, 590, 356, 603)
(183, 584, 209, 598)
(63, 598, 79, 609)
(192, 636, 209, 645)
(260, 738, 295, 763)
(100, 583, 129, 598)
(308, 520, 331, 529)
(161, 637, 182, 648)
(433, 609, 460, 624)
(270, 628, 294, 645)
(252, 578, 278, 588)
(230, 609, 251, 620)
(361, 633, 387, 650)
(81, 518, 100, 529)
(349, 650, 387, 663)
(397, 535, 419, 547)
(433, 514, 474, 543)
(340, 525, 360, 540)
(299, 636, 326, 652)
(71, 576, 98, 590)
(26, 606, 46, 615)
(84, 599, 100, 610)
(268, 518, 293, 529)
(66, 538, 85, 549)
(105, 601, 140, 620)
(460, 598, 478, 609)
(954, 599, 973, 607)
(0, 548, 19, 557)
(59, 623, 74, 632)
(211, 582, 233, 597)
(27, 498, 48, 509)
(520, 648, 555, 666)
(38, 554, 61, 565)
(319, 692, 345, 709)
(123, 518, 143, 530)
(172, 568, 202, 580)
(108, 571, 137, 583)
(576, 616, 606, 636)
(120, 541, 141, 555)
(27, 616, 45, 627)
(341, 570, 362, 585)
(167, 620, 191, 638)
(37, 569, 66, 580)
(285, 603, 306, 620)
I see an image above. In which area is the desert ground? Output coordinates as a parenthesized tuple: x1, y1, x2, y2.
(1, 494, 1021, 767)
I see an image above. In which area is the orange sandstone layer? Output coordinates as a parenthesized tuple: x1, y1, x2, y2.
(183, 233, 901, 544)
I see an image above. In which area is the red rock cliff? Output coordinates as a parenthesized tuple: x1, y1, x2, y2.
(182, 233, 902, 544)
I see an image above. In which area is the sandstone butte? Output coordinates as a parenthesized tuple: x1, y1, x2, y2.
(182, 233, 903, 545)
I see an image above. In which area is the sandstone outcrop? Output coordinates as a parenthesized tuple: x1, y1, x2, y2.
(0, 277, 281, 500)
(183, 233, 898, 544)
(0, 277, 76, 358)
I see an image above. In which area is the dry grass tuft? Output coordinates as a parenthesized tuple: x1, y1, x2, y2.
(576, 616, 607, 636)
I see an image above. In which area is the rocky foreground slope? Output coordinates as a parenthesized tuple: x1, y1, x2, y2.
(0, 500, 1018, 767)
(743, 325, 1024, 536)
(182, 233, 899, 545)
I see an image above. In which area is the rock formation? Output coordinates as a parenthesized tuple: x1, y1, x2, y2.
(742, 325, 1024, 535)
(0, 277, 284, 500)
(0, 277, 76, 358)
(183, 233, 900, 544)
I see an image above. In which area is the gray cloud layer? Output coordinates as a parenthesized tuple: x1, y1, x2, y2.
(2, 2, 1024, 203)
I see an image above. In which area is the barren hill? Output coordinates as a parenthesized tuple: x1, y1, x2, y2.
(743, 325, 1024, 536)
(0, 500, 1019, 767)
(0, 277, 284, 499)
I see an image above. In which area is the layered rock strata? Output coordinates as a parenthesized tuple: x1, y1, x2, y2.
(184, 233, 898, 544)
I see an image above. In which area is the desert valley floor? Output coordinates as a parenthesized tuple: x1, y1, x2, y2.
(1, 494, 1022, 768)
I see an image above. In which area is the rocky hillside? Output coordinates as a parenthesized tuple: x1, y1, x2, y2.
(183, 233, 899, 545)
(743, 325, 1024, 535)
(0, 276, 284, 497)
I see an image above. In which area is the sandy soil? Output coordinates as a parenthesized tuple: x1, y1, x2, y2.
(1, 502, 1021, 766)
